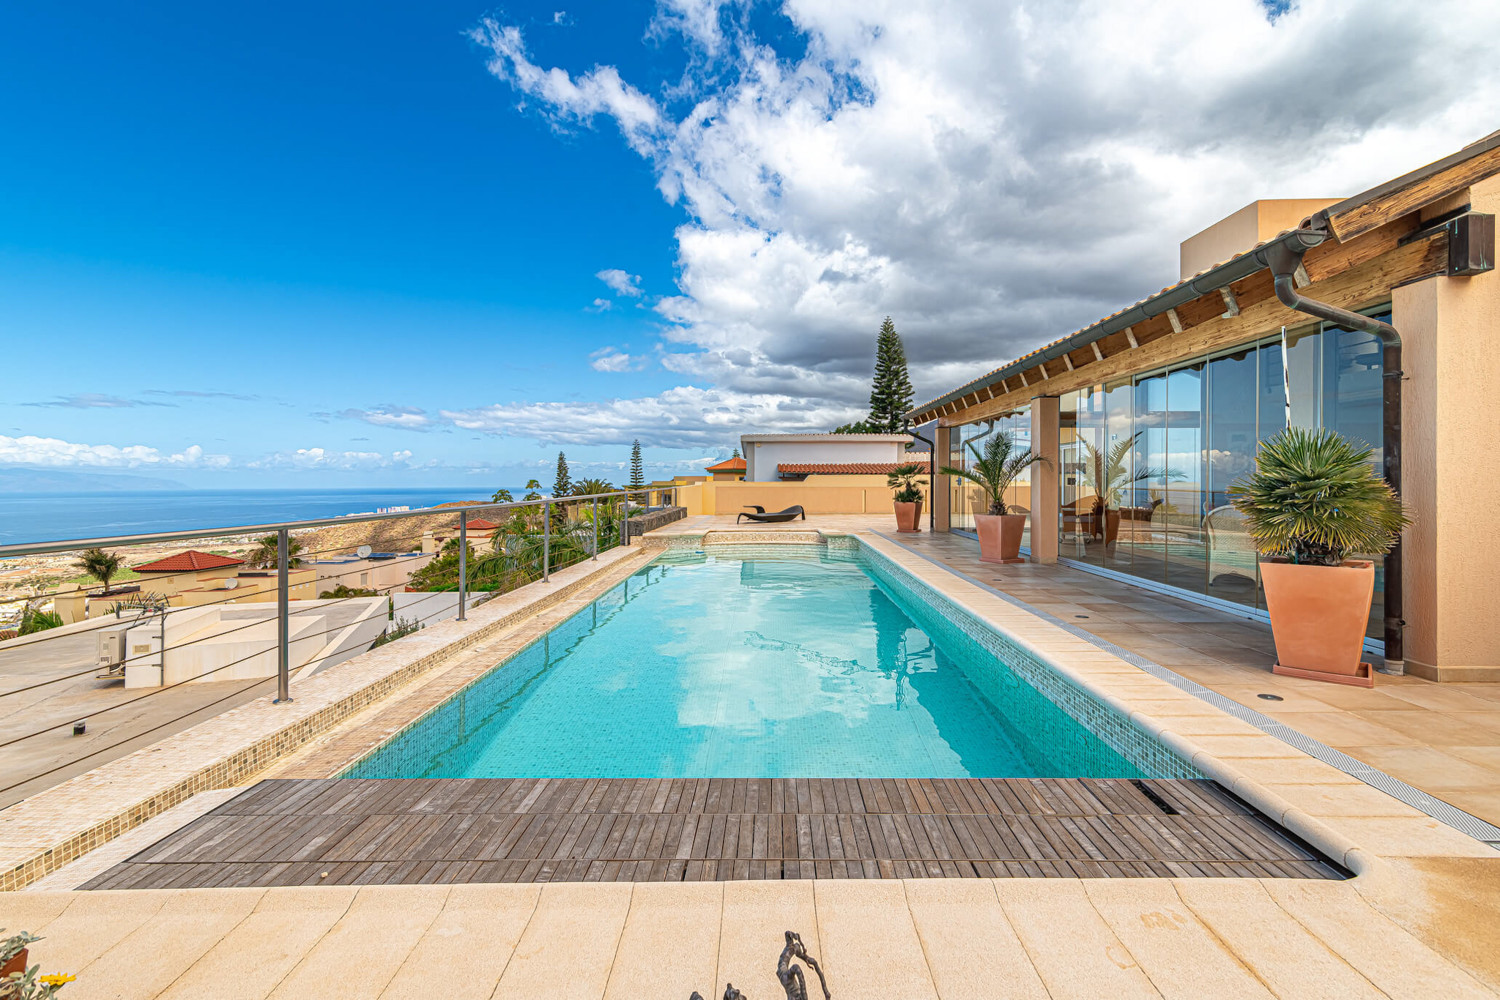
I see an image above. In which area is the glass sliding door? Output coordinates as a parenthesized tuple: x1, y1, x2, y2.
(1204, 348, 1259, 606)
(1163, 364, 1206, 594)
(1050, 308, 1388, 644)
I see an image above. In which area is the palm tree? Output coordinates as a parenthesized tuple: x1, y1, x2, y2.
(76, 547, 123, 594)
(939, 433, 1045, 515)
(246, 535, 304, 569)
(573, 477, 615, 497)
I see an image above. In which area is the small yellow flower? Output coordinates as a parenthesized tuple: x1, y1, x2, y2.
(39, 973, 76, 985)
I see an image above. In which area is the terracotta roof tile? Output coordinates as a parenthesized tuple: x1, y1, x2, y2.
(777, 462, 910, 475)
(132, 550, 244, 573)
(706, 457, 747, 471)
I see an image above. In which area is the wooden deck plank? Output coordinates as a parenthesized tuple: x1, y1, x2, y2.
(80, 777, 1344, 888)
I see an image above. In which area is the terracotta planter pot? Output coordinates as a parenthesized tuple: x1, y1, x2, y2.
(894, 500, 923, 533)
(2, 947, 27, 980)
(975, 513, 1027, 564)
(1260, 558, 1376, 687)
(1098, 508, 1121, 545)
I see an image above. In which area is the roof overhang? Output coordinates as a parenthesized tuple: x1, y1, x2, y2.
(907, 129, 1500, 425)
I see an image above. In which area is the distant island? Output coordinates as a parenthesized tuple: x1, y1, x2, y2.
(0, 467, 186, 493)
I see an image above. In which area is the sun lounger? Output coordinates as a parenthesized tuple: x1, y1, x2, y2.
(737, 505, 806, 523)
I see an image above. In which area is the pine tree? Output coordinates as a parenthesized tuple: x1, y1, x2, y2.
(731, 447, 740, 459)
(628, 440, 646, 491)
(552, 451, 571, 497)
(868, 316, 915, 433)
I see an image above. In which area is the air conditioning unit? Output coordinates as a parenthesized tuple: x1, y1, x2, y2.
(96, 626, 128, 676)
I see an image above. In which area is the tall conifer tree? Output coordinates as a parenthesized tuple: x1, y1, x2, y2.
(552, 451, 571, 497)
(628, 440, 646, 492)
(867, 316, 914, 433)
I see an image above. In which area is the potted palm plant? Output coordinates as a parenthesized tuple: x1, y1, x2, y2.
(1229, 427, 1408, 687)
(941, 433, 1046, 563)
(1075, 431, 1175, 545)
(886, 464, 927, 533)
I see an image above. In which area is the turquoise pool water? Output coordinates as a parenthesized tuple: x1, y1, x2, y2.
(347, 548, 1194, 780)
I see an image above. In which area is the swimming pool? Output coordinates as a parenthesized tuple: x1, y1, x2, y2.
(346, 545, 1199, 780)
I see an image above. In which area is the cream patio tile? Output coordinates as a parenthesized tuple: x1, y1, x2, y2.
(268, 886, 450, 1000)
(715, 880, 821, 1000)
(1261, 878, 1495, 999)
(1083, 878, 1273, 1000)
(0, 889, 74, 930)
(902, 879, 1049, 1000)
(379, 885, 540, 1000)
(1259, 782, 1425, 819)
(1347, 710, 1500, 745)
(1320, 817, 1500, 859)
(70, 888, 263, 1000)
(1172, 880, 1385, 1000)
(603, 882, 722, 1000)
(14, 889, 174, 975)
(811, 880, 937, 1000)
(492, 882, 632, 1000)
(159, 887, 358, 1000)
(992, 880, 1160, 999)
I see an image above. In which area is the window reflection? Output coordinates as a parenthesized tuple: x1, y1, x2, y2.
(1053, 312, 1389, 643)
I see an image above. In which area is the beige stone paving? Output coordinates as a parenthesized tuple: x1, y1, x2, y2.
(6, 875, 1498, 999)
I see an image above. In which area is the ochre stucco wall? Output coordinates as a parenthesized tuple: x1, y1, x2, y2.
(1392, 174, 1500, 680)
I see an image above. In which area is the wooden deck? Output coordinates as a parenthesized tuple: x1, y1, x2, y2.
(81, 777, 1343, 889)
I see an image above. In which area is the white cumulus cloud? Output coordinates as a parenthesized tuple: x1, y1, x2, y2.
(0, 435, 230, 469)
(470, 0, 1500, 444)
(595, 268, 644, 297)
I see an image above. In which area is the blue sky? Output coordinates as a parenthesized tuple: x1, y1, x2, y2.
(1, 1, 726, 487)
(2, 0, 1496, 491)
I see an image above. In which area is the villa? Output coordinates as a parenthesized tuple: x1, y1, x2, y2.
(915, 130, 1500, 683)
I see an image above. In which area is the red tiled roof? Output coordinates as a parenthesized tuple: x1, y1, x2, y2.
(777, 463, 910, 476)
(132, 550, 244, 573)
(465, 518, 501, 531)
(706, 457, 746, 471)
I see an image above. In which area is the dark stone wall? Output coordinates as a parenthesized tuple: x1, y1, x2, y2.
(626, 506, 687, 537)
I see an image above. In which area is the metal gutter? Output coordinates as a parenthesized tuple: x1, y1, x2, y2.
(1264, 239, 1406, 672)
(909, 225, 1324, 420)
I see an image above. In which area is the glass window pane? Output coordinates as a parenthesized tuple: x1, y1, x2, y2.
(1163, 364, 1206, 594)
(1205, 348, 1259, 608)
(1129, 373, 1168, 583)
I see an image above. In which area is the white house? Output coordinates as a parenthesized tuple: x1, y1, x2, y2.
(739, 433, 917, 483)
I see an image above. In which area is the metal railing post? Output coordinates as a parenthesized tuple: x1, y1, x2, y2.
(542, 499, 551, 581)
(457, 509, 468, 622)
(591, 497, 598, 560)
(621, 492, 629, 546)
(275, 528, 291, 704)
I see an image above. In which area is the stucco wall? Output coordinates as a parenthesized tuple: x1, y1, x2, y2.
(743, 440, 907, 481)
(678, 477, 929, 515)
(1392, 173, 1500, 680)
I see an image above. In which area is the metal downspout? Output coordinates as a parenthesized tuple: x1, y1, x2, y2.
(1264, 238, 1405, 673)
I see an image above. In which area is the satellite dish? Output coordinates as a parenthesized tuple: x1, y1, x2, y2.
(222, 579, 239, 590)
(356, 545, 373, 558)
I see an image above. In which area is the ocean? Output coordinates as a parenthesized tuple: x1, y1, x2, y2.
(0, 488, 506, 546)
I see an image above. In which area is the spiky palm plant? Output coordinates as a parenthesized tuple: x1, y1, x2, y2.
(939, 433, 1046, 516)
(1077, 431, 1175, 512)
(1228, 427, 1408, 567)
(885, 464, 926, 503)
